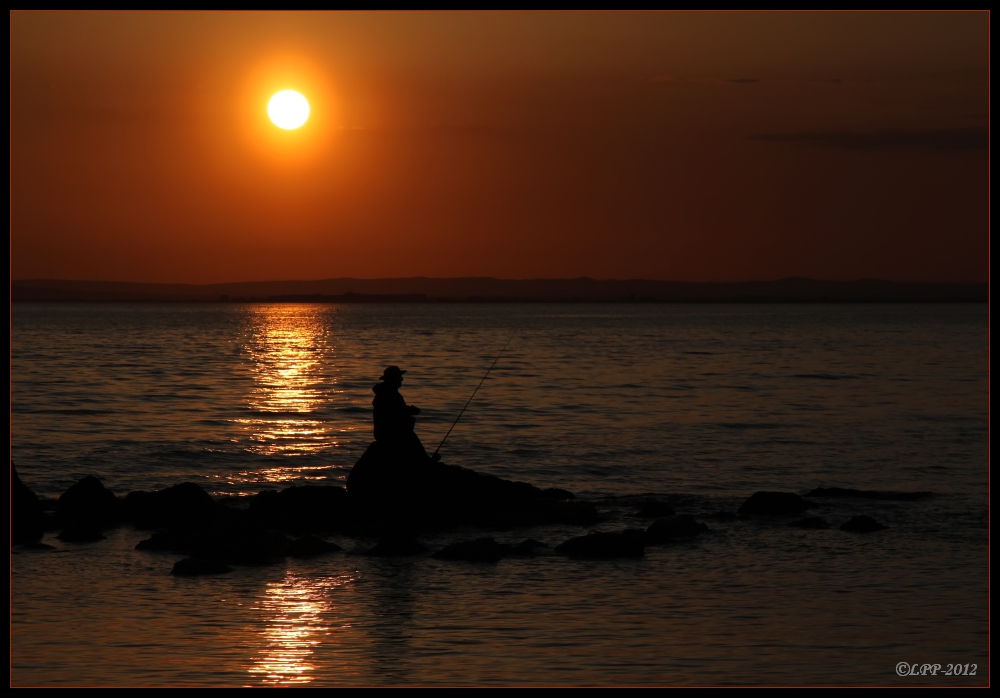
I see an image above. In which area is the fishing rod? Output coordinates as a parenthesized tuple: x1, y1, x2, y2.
(432, 331, 516, 460)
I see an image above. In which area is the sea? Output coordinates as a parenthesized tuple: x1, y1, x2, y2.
(10, 302, 989, 686)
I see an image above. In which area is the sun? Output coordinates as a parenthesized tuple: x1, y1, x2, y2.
(268, 90, 310, 130)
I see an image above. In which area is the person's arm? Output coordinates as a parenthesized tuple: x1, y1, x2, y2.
(395, 392, 420, 415)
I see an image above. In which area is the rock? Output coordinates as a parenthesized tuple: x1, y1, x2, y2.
(190, 528, 291, 565)
(433, 538, 505, 563)
(555, 530, 645, 559)
(540, 488, 575, 500)
(636, 501, 675, 518)
(417, 460, 549, 524)
(59, 476, 120, 525)
(12, 464, 45, 544)
(529, 498, 601, 526)
(129, 487, 333, 565)
(347, 441, 431, 512)
(365, 536, 428, 557)
(737, 491, 812, 516)
(346, 440, 596, 528)
(41, 511, 61, 532)
(505, 538, 547, 557)
(806, 487, 931, 501)
(287, 535, 342, 559)
(136, 531, 193, 553)
(249, 485, 348, 534)
(645, 515, 709, 543)
(171, 558, 233, 576)
(57, 524, 106, 542)
(788, 516, 830, 529)
(707, 510, 737, 521)
(840, 515, 886, 533)
(123, 482, 217, 529)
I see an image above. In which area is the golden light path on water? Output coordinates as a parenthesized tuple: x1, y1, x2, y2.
(247, 573, 357, 685)
(229, 306, 344, 487)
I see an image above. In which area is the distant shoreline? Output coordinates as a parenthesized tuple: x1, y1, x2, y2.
(10, 277, 988, 304)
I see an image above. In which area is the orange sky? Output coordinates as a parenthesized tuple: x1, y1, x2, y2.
(10, 12, 989, 283)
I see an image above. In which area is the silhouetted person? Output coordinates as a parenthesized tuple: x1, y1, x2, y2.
(347, 367, 443, 513)
(372, 366, 438, 462)
(372, 366, 418, 440)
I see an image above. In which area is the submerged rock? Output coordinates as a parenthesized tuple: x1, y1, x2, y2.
(287, 535, 342, 559)
(57, 524, 106, 543)
(124, 482, 217, 530)
(12, 464, 45, 544)
(364, 536, 428, 557)
(645, 515, 709, 543)
(128, 496, 300, 567)
(788, 516, 830, 529)
(432, 537, 547, 563)
(250, 486, 348, 534)
(527, 497, 600, 526)
(505, 539, 547, 557)
(737, 491, 812, 516)
(840, 515, 886, 533)
(59, 476, 120, 525)
(707, 511, 737, 521)
(540, 488, 575, 500)
(555, 530, 645, 559)
(806, 487, 931, 501)
(636, 501, 676, 518)
(433, 538, 505, 563)
(171, 558, 233, 576)
(190, 528, 291, 566)
(41, 511, 61, 532)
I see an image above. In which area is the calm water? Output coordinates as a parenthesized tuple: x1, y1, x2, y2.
(11, 303, 989, 685)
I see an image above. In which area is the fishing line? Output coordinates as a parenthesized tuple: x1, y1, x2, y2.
(432, 330, 517, 459)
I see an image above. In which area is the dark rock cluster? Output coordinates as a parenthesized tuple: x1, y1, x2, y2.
(839, 515, 887, 533)
(11, 448, 602, 574)
(348, 442, 598, 528)
(788, 516, 830, 529)
(13, 460, 903, 575)
(364, 536, 428, 557)
(553, 514, 712, 559)
(556, 530, 646, 559)
(431, 537, 547, 563)
(645, 514, 709, 543)
(737, 491, 812, 516)
(735, 490, 888, 532)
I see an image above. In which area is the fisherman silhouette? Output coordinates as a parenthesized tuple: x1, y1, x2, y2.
(371, 366, 438, 462)
(346, 363, 590, 527)
(347, 366, 440, 515)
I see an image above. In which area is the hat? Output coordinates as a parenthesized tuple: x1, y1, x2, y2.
(379, 365, 407, 381)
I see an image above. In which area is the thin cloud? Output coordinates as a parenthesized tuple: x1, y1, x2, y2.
(644, 76, 841, 85)
(748, 128, 987, 152)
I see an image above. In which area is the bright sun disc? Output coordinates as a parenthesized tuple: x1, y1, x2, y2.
(268, 90, 310, 129)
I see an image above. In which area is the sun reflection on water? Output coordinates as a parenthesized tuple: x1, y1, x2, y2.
(248, 573, 355, 685)
(233, 306, 342, 482)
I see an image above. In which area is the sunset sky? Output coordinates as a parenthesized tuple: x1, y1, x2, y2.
(10, 12, 989, 284)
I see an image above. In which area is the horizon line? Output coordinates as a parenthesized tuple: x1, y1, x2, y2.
(11, 276, 990, 286)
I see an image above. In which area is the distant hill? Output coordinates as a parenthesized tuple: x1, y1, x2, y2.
(10, 277, 988, 303)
